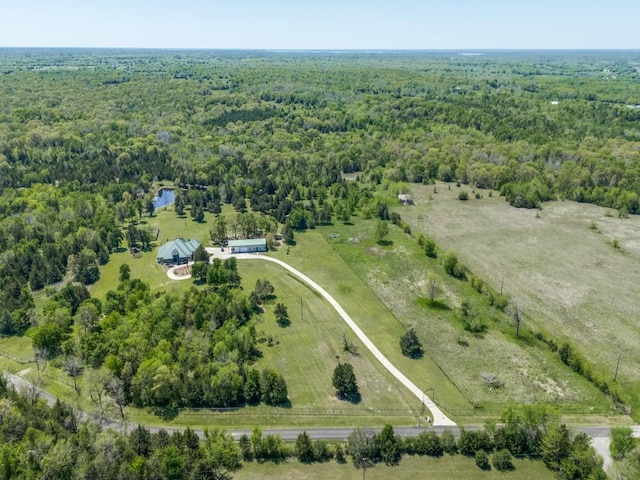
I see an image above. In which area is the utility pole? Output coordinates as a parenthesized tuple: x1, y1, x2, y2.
(614, 353, 622, 382)
(300, 295, 303, 321)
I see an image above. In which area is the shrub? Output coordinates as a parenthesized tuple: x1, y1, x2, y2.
(492, 449, 514, 471)
(459, 429, 493, 456)
(441, 430, 458, 455)
(424, 237, 437, 258)
(475, 450, 490, 470)
(610, 427, 636, 460)
(458, 191, 469, 201)
(413, 431, 443, 457)
(334, 444, 346, 463)
(313, 440, 332, 462)
(400, 328, 423, 359)
(442, 252, 458, 276)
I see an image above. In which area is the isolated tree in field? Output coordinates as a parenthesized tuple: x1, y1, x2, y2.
(118, 263, 131, 282)
(348, 428, 376, 479)
(374, 219, 389, 244)
(342, 332, 359, 355)
(425, 273, 439, 305)
(274, 303, 290, 327)
(282, 221, 295, 245)
(332, 363, 359, 401)
(400, 328, 423, 359)
(174, 192, 185, 217)
(509, 302, 525, 338)
(254, 279, 275, 303)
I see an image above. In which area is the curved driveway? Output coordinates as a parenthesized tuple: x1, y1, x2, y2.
(196, 250, 456, 426)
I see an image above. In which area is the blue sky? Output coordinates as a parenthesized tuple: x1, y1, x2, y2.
(1, 0, 638, 49)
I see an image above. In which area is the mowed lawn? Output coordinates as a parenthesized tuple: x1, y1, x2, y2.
(90, 207, 215, 299)
(400, 182, 640, 410)
(301, 219, 612, 416)
(235, 455, 554, 480)
(268, 229, 471, 413)
(239, 261, 419, 420)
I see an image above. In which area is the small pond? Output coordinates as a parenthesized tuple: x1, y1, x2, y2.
(153, 188, 175, 210)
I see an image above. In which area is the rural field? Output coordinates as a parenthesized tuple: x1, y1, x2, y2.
(398, 182, 640, 411)
(293, 217, 616, 419)
(235, 455, 554, 480)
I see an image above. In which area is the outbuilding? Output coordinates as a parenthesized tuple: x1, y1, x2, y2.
(156, 238, 201, 265)
(228, 238, 267, 254)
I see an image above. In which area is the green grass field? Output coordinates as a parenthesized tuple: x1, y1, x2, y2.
(267, 228, 471, 414)
(397, 182, 640, 413)
(0, 336, 34, 363)
(239, 261, 419, 416)
(279, 217, 616, 419)
(90, 207, 215, 299)
(234, 455, 554, 480)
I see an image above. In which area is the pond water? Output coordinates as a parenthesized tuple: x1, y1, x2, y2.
(153, 188, 175, 210)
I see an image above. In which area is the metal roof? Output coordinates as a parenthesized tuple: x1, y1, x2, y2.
(156, 238, 201, 261)
(227, 238, 266, 247)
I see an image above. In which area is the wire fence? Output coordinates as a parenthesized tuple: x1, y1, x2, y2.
(174, 406, 422, 418)
(0, 351, 33, 364)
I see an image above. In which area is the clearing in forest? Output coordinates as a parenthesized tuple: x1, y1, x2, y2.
(399, 181, 640, 411)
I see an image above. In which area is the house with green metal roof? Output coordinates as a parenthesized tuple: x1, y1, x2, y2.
(227, 238, 267, 254)
(156, 238, 201, 265)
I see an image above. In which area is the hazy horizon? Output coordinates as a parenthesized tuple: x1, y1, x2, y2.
(1, 1, 639, 50)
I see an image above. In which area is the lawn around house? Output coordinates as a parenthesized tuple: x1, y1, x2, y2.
(89, 207, 216, 299)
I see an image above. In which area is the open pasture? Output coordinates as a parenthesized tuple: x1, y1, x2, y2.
(308, 218, 613, 415)
(399, 182, 640, 410)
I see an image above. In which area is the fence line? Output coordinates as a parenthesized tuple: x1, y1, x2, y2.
(175, 406, 421, 417)
(0, 351, 33, 364)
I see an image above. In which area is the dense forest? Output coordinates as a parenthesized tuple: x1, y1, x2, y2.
(0, 50, 639, 468)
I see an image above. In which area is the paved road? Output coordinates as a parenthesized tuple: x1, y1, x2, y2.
(165, 425, 637, 442)
(5, 368, 639, 475)
(216, 251, 455, 426)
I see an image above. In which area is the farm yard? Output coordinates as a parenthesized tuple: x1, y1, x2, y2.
(399, 182, 640, 413)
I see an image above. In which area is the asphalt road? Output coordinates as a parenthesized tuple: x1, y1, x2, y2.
(220, 425, 640, 441)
